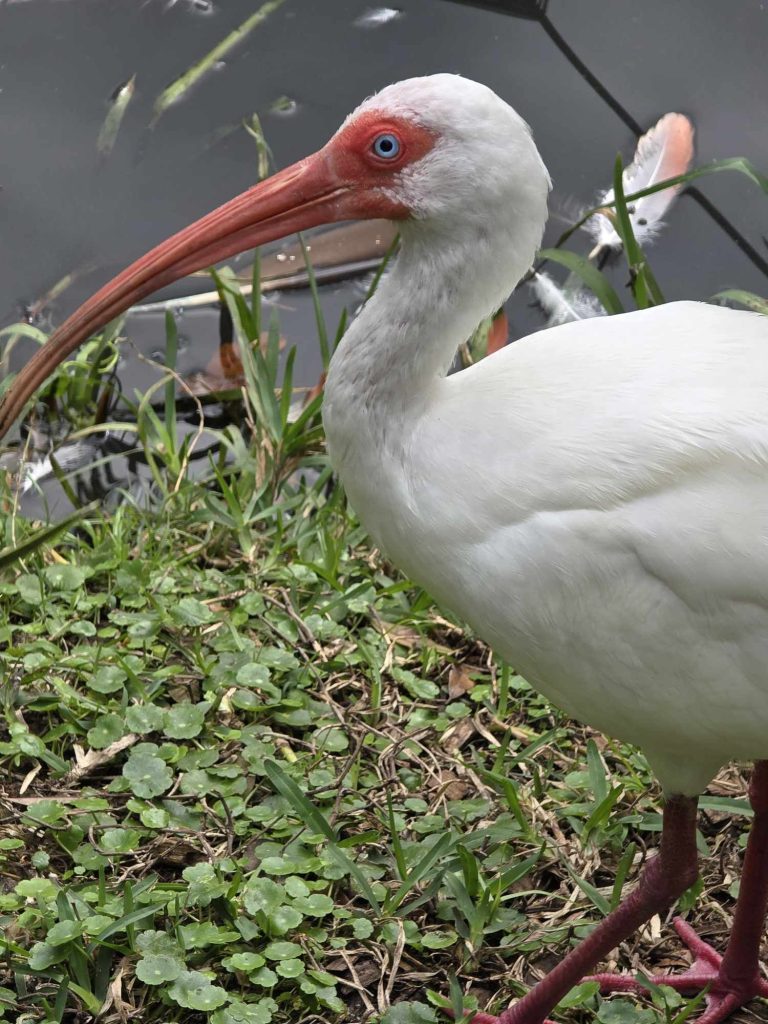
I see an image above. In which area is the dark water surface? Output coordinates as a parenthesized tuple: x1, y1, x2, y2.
(1, 0, 767, 503)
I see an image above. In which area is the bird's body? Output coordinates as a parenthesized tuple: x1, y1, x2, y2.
(3, 72, 768, 1024)
(327, 298, 768, 797)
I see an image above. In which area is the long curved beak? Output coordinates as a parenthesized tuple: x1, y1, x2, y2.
(0, 150, 359, 441)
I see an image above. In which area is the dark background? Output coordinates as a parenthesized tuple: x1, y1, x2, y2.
(1, 0, 766, 389)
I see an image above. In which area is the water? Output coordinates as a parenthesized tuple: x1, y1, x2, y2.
(1, 0, 767, 509)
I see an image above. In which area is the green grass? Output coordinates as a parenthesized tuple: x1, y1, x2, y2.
(0, 153, 767, 1024)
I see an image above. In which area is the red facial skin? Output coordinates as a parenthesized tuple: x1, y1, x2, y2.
(0, 114, 436, 440)
(324, 111, 436, 219)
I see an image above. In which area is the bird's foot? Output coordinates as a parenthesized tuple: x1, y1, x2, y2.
(461, 1012, 556, 1024)
(588, 916, 768, 1024)
(437, 999, 555, 1024)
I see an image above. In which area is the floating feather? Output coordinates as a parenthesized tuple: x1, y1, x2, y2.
(585, 112, 694, 250)
(20, 438, 103, 493)
(530, 271, 605, 327)
(354, 8, 402, 28)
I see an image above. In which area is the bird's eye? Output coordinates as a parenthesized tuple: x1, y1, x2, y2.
(371, 133, 401, 160)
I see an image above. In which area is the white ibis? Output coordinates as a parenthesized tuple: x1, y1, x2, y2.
(2, 75, 768, 1024)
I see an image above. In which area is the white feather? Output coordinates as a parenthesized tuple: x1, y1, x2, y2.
(529, 270, 606, 326)
(20, 438, 103, 493)
(585, 112, 694, 250)
(354, 7, 401, 28)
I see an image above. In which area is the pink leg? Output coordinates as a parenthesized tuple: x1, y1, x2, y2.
(592, 761, 768, 1024)
(719, 761, 768, 996)
(467, 795, 700, 1024)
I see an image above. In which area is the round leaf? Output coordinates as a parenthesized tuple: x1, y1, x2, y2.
(252, 966, 278, 987)
(87, 713, 125, 749)
(268, 904, 303, 933)
(123, 747, 173, 798)
(125, 704, 165, 734)
(212, 998, 274, 1024)
(275, 958, 304, 979)
(89, 665, 127, 694)
(168, 970, 228, 1010)
(223, 952, 265, 973)
(263, 940, 302, 960)
(293, 893, 333, 917)
(243, 878, 285, 916)
(47, 920, 84, 946)
(28, 941, 67, 970)
(100, 828, 141, 854)
(164, 703, 206, 739)
(421, 929, 457, 950)
(136, 954, 184, 985)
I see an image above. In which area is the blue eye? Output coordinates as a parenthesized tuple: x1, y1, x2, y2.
(372, 133, 401, 159)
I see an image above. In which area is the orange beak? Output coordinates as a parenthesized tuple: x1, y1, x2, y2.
(0, 146, 392, 441)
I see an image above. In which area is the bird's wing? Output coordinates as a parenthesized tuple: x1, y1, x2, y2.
(431, 301, 768, 609)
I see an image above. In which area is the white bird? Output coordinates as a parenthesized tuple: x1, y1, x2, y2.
(2, 75, 768, 1024)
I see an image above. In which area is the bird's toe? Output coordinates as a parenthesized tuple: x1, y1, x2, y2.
(586, 915, 768, 1023)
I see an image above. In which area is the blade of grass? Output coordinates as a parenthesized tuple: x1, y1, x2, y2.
(537, 249, 624, 315)
(455, 843, 481, 900)
(48, 452, 84, 511)
(586, 738, 609, 804)
(53, 976, 69, 1023)
(363, 232, 399, 304)
(710, 289, 768, 314)
(65, 980, 101, 1015)
(581, 785, 623, 844)
(698, 796, 753, 817)
(0, 502, 98, 571)
(152, 0, 288, 123)
(494, 847, 544, 896)
(163, 311, 178, 456)
(97, 75, 136, 157)
(612, 154, 648, 308)
(251, 247, 263, 329)
(476, 765, 531, 836)
(609, 841, 637, 911)
(298, 234, 330, 367)
(263, 759, 381, 912)
(565, 862, 611, 916)
(611, 154, 665, 307)
(671, 987, 710, 1024)
(386, 832, 456, 914)
(385, 791, 408, 880)
(93, 904, 165, 943)
(496, 662, 511, 720)
(447, 972, 477, 1024)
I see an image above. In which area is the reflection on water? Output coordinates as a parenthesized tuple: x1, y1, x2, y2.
(164, 0, 217, 15)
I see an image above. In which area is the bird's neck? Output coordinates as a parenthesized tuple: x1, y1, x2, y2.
(323, 213, 541, 457)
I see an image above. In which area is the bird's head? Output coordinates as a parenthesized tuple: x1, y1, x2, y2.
(0, 74, 550, 439)
(334, 74, 550, 228)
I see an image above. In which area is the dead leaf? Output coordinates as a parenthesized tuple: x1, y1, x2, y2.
(448, 664, 475, 699)
(99, 957, 132, 1022)
(372, 619, 422, 648)
(19, 764, 41, 795)
(441, 717, 477, 754)
(443, 777, 472, 800)
(61, 734, 138, 786)
(486, 308, 509, 355)
(183, 332, 285, 396)
(301, 370, 326, 409)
